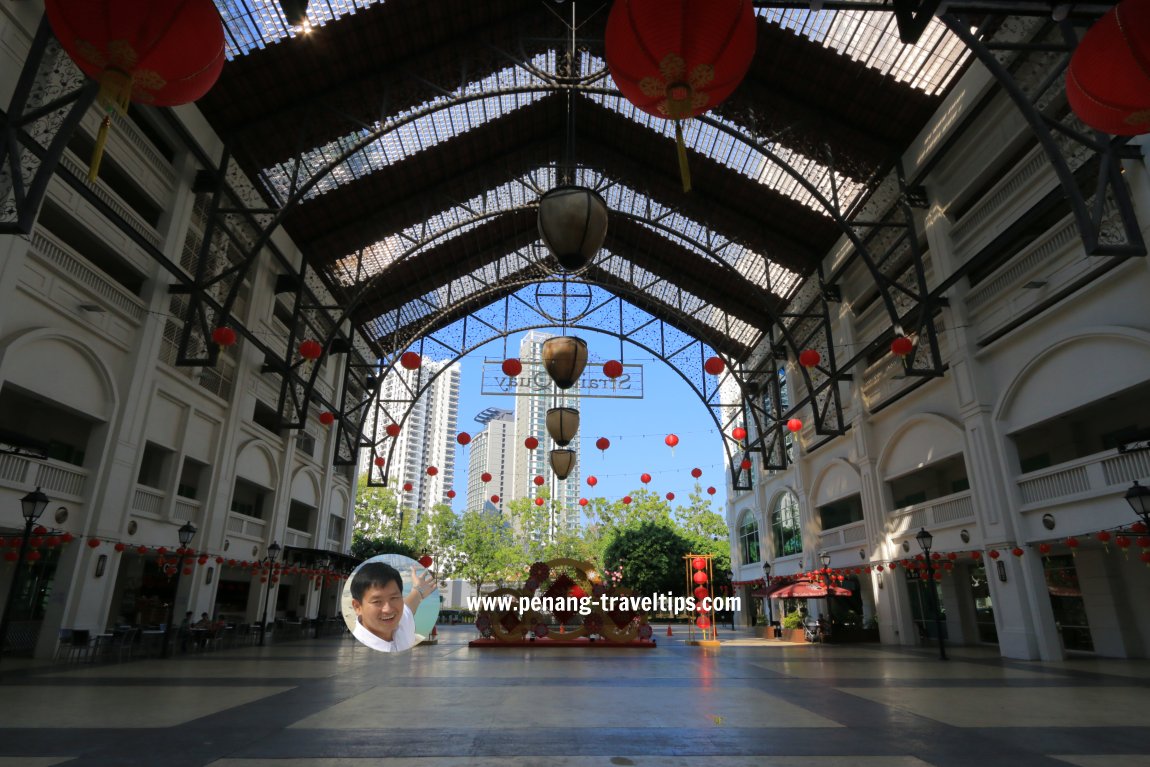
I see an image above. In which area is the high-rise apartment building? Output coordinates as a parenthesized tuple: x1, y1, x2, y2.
(373, 359, 461, 519)
(466, 407, 514, 514)
(511, 331, 582, 537)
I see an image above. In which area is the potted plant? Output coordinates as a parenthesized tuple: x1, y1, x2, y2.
(780, 609, 806, 642)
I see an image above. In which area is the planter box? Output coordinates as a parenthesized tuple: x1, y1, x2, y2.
(780, 628, 807, 643)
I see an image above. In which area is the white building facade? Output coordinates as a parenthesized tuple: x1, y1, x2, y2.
(466, 407, 514, 515)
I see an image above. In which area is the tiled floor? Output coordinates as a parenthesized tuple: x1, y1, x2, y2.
(0, 626, 1147, 766)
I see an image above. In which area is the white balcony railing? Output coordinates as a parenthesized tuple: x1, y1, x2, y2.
(889, 490, 975, 537)
(173, 497, 202, 526)
(285, 528, 313, 548)
(817, 520, 866, 550)
(1017, 448, 1150, 509)
(131, 485, 165, 517)
(226, 513, 267, 540)
(0, 453, 88, 501)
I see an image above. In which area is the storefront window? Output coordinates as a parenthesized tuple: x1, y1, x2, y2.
(738, 513, 760, 566)
(771, 492, 802, 558)
(1043, 554, 1093, 652)
(969, 563, 998, 644)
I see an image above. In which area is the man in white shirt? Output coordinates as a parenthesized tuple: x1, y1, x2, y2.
(350, 561, 435, 653)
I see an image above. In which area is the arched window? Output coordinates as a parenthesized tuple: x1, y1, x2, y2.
(738, 512, 760, 566)
(771, 492, 802, 558)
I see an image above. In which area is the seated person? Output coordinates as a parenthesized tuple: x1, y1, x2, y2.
(350, 562, 434, 653)
(194, 612, 211, 629)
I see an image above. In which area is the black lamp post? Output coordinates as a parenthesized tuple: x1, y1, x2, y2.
(762, 560, 773, 630)
(259, 541, 281, 647)
(725, 570, 736, 630)
(0, 487, 49, 662)
(819, 551, 831, 586)
(1126, 481, 1150, 530)
(915, 527, 947, 660)
(161, 521, 197, 658)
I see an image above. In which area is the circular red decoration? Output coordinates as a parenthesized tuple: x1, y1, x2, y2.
(641, 473, 652, 484)
(418, 555, 433, 568)
(1066, 0, 1150, 135)
(1038, 543, 1052, 555)
(534, 497, 545, 506)
(706, 486, 716, 495)
(502, 358, 523, 377)
(1137, 536, 1150, 548)
(587, 475, 598, 487)
(402, 482, 413, 492)
(1011, 547, 1025, 557)
(386, 423, 401, 438)
(622, 495, 632, 505)
(732, 426, 747, 440)
(61, 532, 74, 544)
(46, 536, 60, 547)
(786, 418, 803, 433)
(197, 555, 209, 565)
(1067, 536, 1080, 548)
(113, 542, 125, 552)
(603, 360, 624, 378)
(1116, 535, 1132, 549)
(692, 557, 706, 570)
(457, 432, 471, 446)
(696, 614, 712, 629)
(299, 339, 323, 360)
(87, 538, 100, 548)
(136, 545, 147, 555)
(481, 472, 492, 483)
(703, 356, 725, 375)
(891, 336, 914, 357)
(533, 475, 545, 487)
(491, 495, 500, 504)
(373, 456, 385, 467)
(740, 458, 752, 471)
(988, 549, 1000, 559)
(319, 411, 335, 426)
(596, 437, 610, 452)
(665, 434, 679, 449)
(1097, 530, 1113, 543)
(45, 0, 225, 110)
(666, 492, 675, 501)
(691, 468, 702, 478)
(693, 570, 708, 585)
(524, 437, 539, 450)
(211, 326, 236, 347)
(446, 490, 456, 499)
(427, 466, 438, 476)
(799, 349, 821, 368)
(693, 586, 709, 600)
(579, 498, 588, 507)
(399, 351, 421, 370)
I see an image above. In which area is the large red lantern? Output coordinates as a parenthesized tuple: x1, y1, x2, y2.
(502, 358, 522, 377)
(402, 482, 413, 492)
(691, 468, 702, 478)
(641, 473, 652, 484)
(891, 336, 914, 357)
(605, 0, 757, 191)
(457, 432, 471, 446)
(665, 433, 679, 451)
(603, 360, 624, 378)
(587, 475, 598, 487)
(211, 326, 236, 348)
(706, 486, 716, 495)
(1067, 0, 1150, 135)
(703, 356, 725, 375)
(799, 349, 821, 368)
(427, 466, 438, 476)
(45, 0, 225, 180)
(318, 412, 335, 426)
(299, 339, 323, 360)
(400, 351, 422, 370)
(418, 555, 433, 568)
(481, 472, 492, 483)
(385, 423, 401, 438)
(524, 437, 539, 450)
(732, 426, 747, 441)
(596, 437, 610, 454)
(535, 497, 545, 507)
(786, 418, 803, 433)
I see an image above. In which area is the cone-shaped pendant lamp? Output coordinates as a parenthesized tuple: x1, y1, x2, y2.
(542, 336, 588, 389)
(538, 186, 608, 272)
(546, 407, 580, 447)
(550, 449, 576, 480)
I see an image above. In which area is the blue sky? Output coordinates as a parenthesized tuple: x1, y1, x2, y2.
(449, 330, 730, 519)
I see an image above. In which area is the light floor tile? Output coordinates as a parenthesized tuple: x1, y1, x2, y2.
(290, 685, 841, 729)
(0, 759, 74, 766)
(208, 758, 935, 767)
(0, 685, 293, 728)
(1052, 757, 1150, 767)
(752, 660, 1053, 680)
(42, 659, 352, 679)
(837, 686, 1150, 727)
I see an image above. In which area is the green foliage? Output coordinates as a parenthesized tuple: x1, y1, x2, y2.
(455, 509, 518, 592)
(602, 520, 694, 600)
(350, 532, 416, 561)
(782, 609, 805, 629)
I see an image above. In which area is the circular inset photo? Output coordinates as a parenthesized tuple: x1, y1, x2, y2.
(342, 554, 440, 653)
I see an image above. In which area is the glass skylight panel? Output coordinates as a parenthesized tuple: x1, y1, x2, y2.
(216, 0, 380, 58)
(260, 58, 554, 203)
(757, 6, 968, 96)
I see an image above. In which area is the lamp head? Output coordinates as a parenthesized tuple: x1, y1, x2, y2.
(267, 541, 282, 563)
(1125, 481, 1150, 525)
(819, 551, 830, 568)
(762, 561, 771, 577)
(177, 521, 197, 546)
(20, 486, 49, 522)
(915, 527, 933, 554)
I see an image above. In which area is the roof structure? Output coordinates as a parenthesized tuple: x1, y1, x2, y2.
(199, 0, 971, 362)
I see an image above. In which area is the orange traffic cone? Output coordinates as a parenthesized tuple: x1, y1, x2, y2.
(666, 624, 673, 637)
(559, 624, 565, 634)
(431, 626, 438, 638)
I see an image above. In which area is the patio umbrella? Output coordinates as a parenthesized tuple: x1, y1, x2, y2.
(764, 579, 852, 599)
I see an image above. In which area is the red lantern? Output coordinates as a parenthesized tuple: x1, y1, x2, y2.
(136, 545, 148, 555)
(197, 555, 209, 565)
(1097, 530, 1113, 544)
(691, 468, 702, 478)
(1066, 0, 1150, 135)
(666, 492, 675, 501)
(798, 349, 821, 368)
(603, 360, 624, 378)
(665, 434, 679, 449)
(988, 549, 1000, 559)
(732, 426, 747, 441)
(491, 495, 500, 504)
(399, 351, 421, 370)
(299, 339, 323, 360)
(693, 570, 708, 584)
(427, 466, 438, 476)
(27, 550, 42, 562)
(891, 336, 914, 357)
(694, 586, 709, 601)
(402, 482, 413, 492)
(641, 473, 651, 484)
(1137, 536, 1150, 548)
(535, 497, 545, 507)
(45, 0, 225, 180)
(1116, 535, 1132, 550)
(587, 475, 598, 487)
(319, 411, 335, 426)
(622, 495, 632, 505)
(211, 326, 236, 348)
(692, 557, 706, 570)
(481, 472, 492, 483)
(605, 0, 757, 191)
(114, 542, 125, 552)
(696, 615, 712, 629)
(418, 555, 433, 568)
(61, 532, 74, 544)
(373, 457, 385, 467)
(457, 432, 471, 446)
(1067, 536, 1080, 550)
(740, 458, 752, 471)
(1132, 522, 1148, 534)
(707, 486, 716, 495)
(1038, 543, 1052, 555)
(703, 356, 725, 375)
(596, 437, 610, 453)
(786, 419, 803, 433)
(533, 475, 545, 487)
(579, 498, 588, 507)
(46, 536, 60, 548)
(524, 437, 539, 450)
(1141, 551, 1150, 565)
(87, 538, 101, 548)
(446, 490, 456, 499)
(501, 358, 523, 377)
(1011, 547, 1025, 557)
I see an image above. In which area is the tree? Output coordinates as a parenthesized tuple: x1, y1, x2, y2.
(353, 474, 401, 541)
(455, 509, 517, 593)
(350, 533, 417, 561)
(675, 484, 731, 579)
(602, 520, 694, 602)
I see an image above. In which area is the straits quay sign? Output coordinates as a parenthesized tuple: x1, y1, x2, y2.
(480, 360, 644, 399)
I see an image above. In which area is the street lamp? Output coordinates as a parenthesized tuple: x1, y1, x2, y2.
(1125, 481, 1150, 530)
(259, 541, 281, 647)
(915, 527, 947, 660)
(0, 487, 49, 662)
(762, 560, 773, 631)
(161, 520, 197, 658)
(725, 569, 736, 630)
